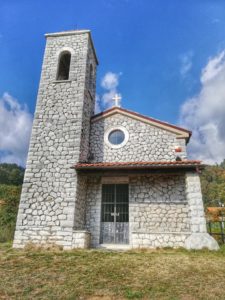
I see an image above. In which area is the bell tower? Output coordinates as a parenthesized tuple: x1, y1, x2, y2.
(13, 30, 98, 249)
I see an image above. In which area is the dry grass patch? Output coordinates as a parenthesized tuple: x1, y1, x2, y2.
(0, 243, 224, 299)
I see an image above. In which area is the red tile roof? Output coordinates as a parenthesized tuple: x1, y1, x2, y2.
(74, 160, 202, 170)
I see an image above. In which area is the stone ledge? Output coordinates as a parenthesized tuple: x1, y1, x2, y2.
(130, 201, 188, 205)
(98, 244, 131, 251)
(132, 231, 191, 234)
(52, 80, 72, 84)
(45, 30, 90, 37)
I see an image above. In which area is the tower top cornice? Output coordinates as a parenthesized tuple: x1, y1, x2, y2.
(45, 29, 91, 37)
(45, 30, 99, 65)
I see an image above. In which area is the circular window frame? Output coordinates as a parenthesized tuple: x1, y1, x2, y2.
(104, 126, 129, 149)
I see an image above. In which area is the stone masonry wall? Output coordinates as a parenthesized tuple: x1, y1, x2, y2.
(129, 174, 191, 248)
(74, 175, 88, 230)
(14, 31, 97, 249)
(79, 91, 94, 163)
(85, 174, 191, 248)
(89, 114, 187, 162)
(79, 37, 97, 162)
(85, 173, 218, 250)
(85, 177, 102, 247)
(185, 172, 206, 233)
(184, 172, 219, 250)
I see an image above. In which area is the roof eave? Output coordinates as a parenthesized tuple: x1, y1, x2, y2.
(74, 164, 204, 171)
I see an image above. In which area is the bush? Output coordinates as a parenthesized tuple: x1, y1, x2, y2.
(0, 224, 16, 242)
(0, 163, 24, 185)
(200, 162, 225, 207)
(0, 184, 21, 242)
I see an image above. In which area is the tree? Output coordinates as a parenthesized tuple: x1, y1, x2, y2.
(0, 163, 24, 185)
(200, 161, 225, 207)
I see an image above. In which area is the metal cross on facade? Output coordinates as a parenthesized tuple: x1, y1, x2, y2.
(112, 94, 121, 107)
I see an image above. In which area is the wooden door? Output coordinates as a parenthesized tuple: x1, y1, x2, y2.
(100, 184, 129, 244)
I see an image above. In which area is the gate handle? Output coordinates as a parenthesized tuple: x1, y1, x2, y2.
(111, 212, 120, 216)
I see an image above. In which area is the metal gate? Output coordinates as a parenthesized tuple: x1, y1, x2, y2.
(100, 184, 129, 244)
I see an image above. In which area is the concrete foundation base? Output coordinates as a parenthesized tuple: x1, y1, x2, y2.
(185, 233, 219, 250)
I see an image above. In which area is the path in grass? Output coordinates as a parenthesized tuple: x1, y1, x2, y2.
(0, 243, 225, 300)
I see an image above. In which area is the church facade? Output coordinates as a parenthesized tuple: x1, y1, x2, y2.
(13, 30, 218, 250)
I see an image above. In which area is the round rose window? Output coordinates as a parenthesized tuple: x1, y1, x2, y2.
(108, 129, 125, 145)
(104, 126, 129, 149)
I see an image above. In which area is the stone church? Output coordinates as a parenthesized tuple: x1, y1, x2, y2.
(13, 30, 218, 250)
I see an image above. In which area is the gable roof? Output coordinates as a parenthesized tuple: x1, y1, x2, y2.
(92, 107, 191, 142)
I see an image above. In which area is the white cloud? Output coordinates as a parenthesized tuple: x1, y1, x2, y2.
(101, 72, 119, 90)
(95, 94, 101, 114)
(0, 93, 33, 166)
(212, 18, 220, 24)
(179, 51, 193, 77)
(95, 71, 122, 112)
(179, 51, 225, 164)
(201, 51, 225, 83)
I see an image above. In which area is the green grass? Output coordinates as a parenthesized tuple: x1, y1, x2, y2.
(0, 224, 15, 242)
(0, 244, 225, 300)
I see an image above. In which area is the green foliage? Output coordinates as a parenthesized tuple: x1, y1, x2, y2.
(220, 159, 225, 169)
(0, 184, 21, 242)
(0, 163, 24, 185)
(0, 184, 21, 224)
(0, 163, 23, 241)
(0, 225, 16, 243)
(200, 160, 225, 207)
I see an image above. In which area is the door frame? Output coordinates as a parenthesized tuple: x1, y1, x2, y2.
(100, 183, 129, 244)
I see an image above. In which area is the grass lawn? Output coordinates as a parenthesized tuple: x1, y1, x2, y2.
(0, 243, 225, 300)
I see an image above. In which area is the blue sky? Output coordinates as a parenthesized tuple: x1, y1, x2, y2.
(1, 0, 225, 165)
